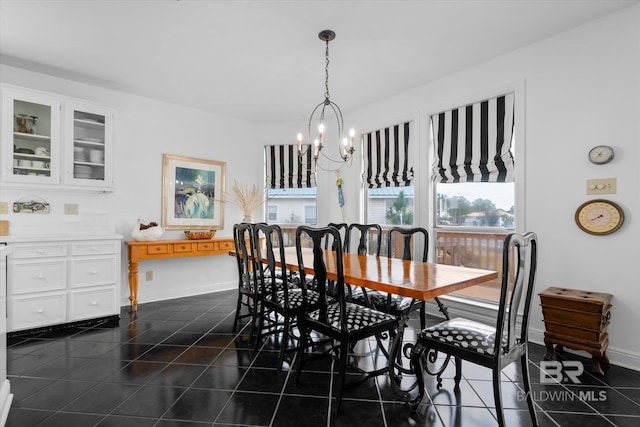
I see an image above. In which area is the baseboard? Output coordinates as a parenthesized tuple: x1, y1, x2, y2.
(0, 379, 13, 427)
(120, 281, 236, 307)
(426, 298, 640, 372)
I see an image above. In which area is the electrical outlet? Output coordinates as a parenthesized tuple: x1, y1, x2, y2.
(586, 178, 617, 195)
(145, 271, 153, 281)
(0, 202, 8, 215)
(64, 203, 79, 215)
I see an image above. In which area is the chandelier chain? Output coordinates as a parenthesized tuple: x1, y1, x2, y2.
(324, 39, 330, 102)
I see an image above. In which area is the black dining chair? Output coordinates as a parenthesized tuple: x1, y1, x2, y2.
(344, 223, 382, 304)
(253, 223, 321, 370)
(231, 223, 261, 334)
(366, 226, 430, 329)
(293, 226, 397, 413)
(410, 232, 539, 427)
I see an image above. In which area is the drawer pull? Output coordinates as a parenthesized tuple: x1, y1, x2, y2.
(91, 301, 98, 306)
(37, 274, 45, 279)
(37, 308, 44, 313)
(91, 247, 99, 252)
(36, 249, 45, 254)
(90, 270, 98, 275)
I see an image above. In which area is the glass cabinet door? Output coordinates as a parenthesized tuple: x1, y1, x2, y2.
(65, 101, 113, 188)
(2, 87, 61, 184)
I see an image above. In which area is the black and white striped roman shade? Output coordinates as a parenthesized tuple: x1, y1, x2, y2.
(362, 121, 413, 188)
(265, 144, 315, 189)
(431, 92, 515, 183)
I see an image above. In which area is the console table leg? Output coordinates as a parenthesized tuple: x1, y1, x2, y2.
(592, 355, 605, 376)
(543, 340, 555, 361)
(128, 261, 139, 311)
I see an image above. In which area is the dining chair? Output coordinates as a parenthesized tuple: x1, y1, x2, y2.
(232, 223, 261, 334)
(343, 223, 382, 304)
(293, 225, 397, 413)
(253, 223, 321, 370)
(366, 226, 430, 329)
(410, 232, 539, 427)
(325, 222, 348, 250)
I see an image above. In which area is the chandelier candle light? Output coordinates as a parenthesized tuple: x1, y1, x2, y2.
(297, 30, 355, 172)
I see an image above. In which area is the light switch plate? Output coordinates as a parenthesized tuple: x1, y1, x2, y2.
(64, 203, 79, 215)
(0, 202, 8, 215)
(587, 178, 617, 195)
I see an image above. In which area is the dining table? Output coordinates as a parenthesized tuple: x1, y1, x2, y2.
(233, 244, 498, 401)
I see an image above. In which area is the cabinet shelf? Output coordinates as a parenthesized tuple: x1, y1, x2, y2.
(74, 139, 105, 148)
(74, 161, 104, 167)
(13, 132, 51, 142)
(13, 153, 51, 160)
(74, 118, 105, 130)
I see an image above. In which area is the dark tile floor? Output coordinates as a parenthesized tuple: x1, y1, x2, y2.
(5, 290, 640, 426)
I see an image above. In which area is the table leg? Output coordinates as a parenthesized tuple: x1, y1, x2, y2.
(128, 260, 139, 311)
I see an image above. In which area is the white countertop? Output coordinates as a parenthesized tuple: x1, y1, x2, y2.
(0, 233, 123, 243)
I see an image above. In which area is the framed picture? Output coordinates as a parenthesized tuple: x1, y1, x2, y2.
(161, 154, 226, 230)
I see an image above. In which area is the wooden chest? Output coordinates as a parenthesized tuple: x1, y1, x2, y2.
(539, 287, 612, 375)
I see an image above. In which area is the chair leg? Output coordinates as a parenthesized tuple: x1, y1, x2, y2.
(419, 301, 426, 330)
(278, 315, 291, 371)
(334, 340, 349, 414)
(253, 302, 265, 352)
(493, 367, 505, 427)
(521, 352, 539, 426)
(453, 356, 462, 389)
(293, 320, 307, 385)
(409, 340, 427, 410)
(232, 293, 243, 333)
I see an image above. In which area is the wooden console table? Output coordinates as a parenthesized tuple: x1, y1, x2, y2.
(125, 238, 234, 311)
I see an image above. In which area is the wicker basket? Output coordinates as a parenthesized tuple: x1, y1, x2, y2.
(184, 230, 216, 240)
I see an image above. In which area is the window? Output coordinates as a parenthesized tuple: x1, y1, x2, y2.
(431, 93, 516, 303)
(264, 144, 318, 246)
(304, 205, 317, 224)
(267, 205, 278, 222)
(362, 121, 414, 228)
(366, 186, 414, 226)
(266, 188, 317, 225)
(436, 182, 514, 228)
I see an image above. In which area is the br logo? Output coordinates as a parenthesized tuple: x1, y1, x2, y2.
(540, 360, 584, 384)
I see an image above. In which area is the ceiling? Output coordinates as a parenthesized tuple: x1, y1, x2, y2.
(1, 0, 638, 122)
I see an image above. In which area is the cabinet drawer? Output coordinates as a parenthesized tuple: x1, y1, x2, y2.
(10, 260, 66, 294)
(71, 241, 118, 256)
(217, 240, 234, 251)
(69, 287, 117, 321)
(70, 257, 116, 287)
(173, 242, 193, 253)
(147, 244, 168, 255)
(197, 242, 214, 251)
(12, 243, 67, 259)
(9, 294, 66, 331)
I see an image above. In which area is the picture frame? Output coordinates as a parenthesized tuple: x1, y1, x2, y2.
(161, 154, 226, 230)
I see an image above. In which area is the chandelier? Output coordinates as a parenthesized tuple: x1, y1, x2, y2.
(297, 30, 355, 172)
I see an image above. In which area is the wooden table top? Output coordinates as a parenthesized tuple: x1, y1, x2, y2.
(274, 247, 498, 302)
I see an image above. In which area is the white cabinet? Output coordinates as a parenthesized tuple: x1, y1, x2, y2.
(64, 100, 114, 188)
(1, 86, 61, 185)
(5, 236, 122, 332)
(1, 85, 114, 191)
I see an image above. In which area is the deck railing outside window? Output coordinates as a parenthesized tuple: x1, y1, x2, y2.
(436, 230, 506, 302)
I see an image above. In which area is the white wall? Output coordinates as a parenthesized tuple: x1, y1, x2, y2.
(1, 4, 638, 370)
(258, 5, 640, 369)
(0, 65, 263, 305)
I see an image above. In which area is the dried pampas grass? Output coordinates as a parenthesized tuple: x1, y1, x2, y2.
(225, 180, 267, 216)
